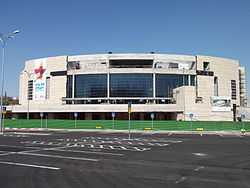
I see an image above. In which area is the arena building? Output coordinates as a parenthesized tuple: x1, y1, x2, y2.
(11, 53, 247, 121)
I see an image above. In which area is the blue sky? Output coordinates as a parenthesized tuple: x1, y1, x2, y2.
(0, 0, 250, 97)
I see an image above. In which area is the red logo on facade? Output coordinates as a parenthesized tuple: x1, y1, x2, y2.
(34, 65, 46, 79)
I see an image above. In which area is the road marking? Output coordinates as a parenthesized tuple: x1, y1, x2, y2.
(0, 144, 40, 150)
(53, 148, 124, 156)
(0, 161, 60, 170)
(192, 153, 208, 157)
(12, 132, 51, 136)
(194, 166, 205, 171)
(18, 152, 99, 162)
(3, 134, 28, 138)
(0, 152, 15, 156)
(175, 176, 187, 184)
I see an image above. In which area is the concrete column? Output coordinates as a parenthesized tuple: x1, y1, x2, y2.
(153, 73, 156, 103)
(107, 72, 110, 103)
(85, 113, 92, 120)
(72, 74, 75, 97)
(100, 113, 106, 120)
(48, 113, 55, 119)
(139, 113, 144, 120)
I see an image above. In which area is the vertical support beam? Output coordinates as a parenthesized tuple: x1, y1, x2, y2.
(107, 72, 110, 103)
(72, 74, 75, 104)
(188, 75, 191, 86)
(107, 56, 110, 104)
(153, 73, 156, 103)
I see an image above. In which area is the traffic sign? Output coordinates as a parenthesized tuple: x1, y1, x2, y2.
(74, 112, 78, 118)
(112, 112, 115, 118)
(150, 113, 154, 119)
(40, 112, 44, 118)
(241, 113, 246, 119)
(189, 113, 194, 119)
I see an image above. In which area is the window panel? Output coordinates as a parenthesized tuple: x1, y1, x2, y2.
(231, 80, 237, 100)
(74, 74, 107, 98)
(110, 74, 153, 97)
(27, 80, 33, 100)
(156, 74, 189, 97)
(66, 75, 73, 98)
(190, 75, 196, 86)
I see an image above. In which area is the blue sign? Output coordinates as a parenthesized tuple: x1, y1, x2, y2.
(189, 113, 194, 119)
(241, 114, 246, 119)
(150, 113, 154, 119)
(112, 112, 115, 118)
(40, 112, 44, 118)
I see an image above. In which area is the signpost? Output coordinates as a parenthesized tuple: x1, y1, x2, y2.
(150, 113, 154, 129)
(74, 112, 78, 129)
(189, 113, 194, 131)
(241, 113, 246, 134)
(40, 112, 44, 128)
(111, 112, 115, 129)
(45, 113, 48, 129)
(2, 107, 6, 132)
(128, 101, 132, 140)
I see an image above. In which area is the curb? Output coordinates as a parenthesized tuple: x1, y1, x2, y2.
(3, 127, 250, 136)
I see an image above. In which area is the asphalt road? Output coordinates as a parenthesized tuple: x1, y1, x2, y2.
(0, 131, 249, 188)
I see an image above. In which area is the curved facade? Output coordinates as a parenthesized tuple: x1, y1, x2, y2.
(13, 53, 247, 121)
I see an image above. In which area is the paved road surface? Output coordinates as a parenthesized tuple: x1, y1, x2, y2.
(0, 131, 249, 188)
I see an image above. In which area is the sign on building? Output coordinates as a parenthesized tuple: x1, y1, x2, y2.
(211, 96, 231, 112)
(33, 58, 47, 100)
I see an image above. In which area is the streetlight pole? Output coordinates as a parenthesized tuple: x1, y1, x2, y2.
(0, 30, 20, 133)
(0, 44, 5, 133)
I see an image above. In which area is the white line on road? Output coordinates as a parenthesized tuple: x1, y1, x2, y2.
(18, 152, 99, 162)
(12, 132, 51, 136)
(53, 148, 124, 156)
(0, 152, 15, 156)
(0, 161, 60, 170)
(175, 176, 187, 184)
(192, 153, 208, 157)
(0, 144, 40, 150)
(194, 166, 205, 171)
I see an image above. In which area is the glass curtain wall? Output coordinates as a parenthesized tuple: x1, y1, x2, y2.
(74, 74, 107, 98)
(66, 74, 196, 100)
(66, 75, 72, 98)
(110, 74, 153, 97)
(156, 74, 191, 97)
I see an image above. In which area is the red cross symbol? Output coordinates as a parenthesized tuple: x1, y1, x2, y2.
(34, 65, 46, 79)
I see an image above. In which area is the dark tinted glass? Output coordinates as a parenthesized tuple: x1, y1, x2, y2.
(75, 74, 107, 98)
(28, 80, 33, 100)
(156, 74, 189, 97)
(190, 75, 196, 86)
(66, 75, 72, 98)
(110, 74, 153, 97)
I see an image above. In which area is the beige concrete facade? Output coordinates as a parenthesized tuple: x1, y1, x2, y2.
(12, 53, 247, 121)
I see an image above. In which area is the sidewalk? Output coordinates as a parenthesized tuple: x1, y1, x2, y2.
(4, 127, 250, 136)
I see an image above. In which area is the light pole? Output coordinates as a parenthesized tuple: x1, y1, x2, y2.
(23, 70, 32, 120)
(0, 30, 20, 133)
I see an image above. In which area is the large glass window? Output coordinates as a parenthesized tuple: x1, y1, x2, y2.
(66, 75, 73, 98)
(231, 80, 237, 100)
(190, 75, 196, 86)
(74, 74, 107, 98)
(156, 74, 189, 97)
(27, 80, 33, 100)
(110, 74, 153, 97)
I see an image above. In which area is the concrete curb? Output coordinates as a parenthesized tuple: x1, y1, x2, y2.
(3, 127, 250, 136)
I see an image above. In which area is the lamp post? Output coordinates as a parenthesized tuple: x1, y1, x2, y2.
(0, 30, 20, 133)
(23, 70, 32, 120)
